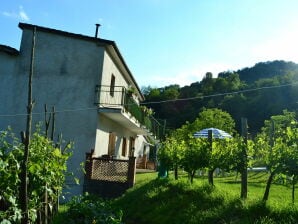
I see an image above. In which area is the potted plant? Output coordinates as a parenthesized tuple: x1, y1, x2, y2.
(141, 106, 154, 116)
(127, 86, 136, 97)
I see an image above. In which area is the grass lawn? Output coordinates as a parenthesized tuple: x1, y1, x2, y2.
(53, 171, 298, 223)
(112, 171, 298, 224)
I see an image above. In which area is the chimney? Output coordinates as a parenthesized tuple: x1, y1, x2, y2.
(95, 24, 101, 38)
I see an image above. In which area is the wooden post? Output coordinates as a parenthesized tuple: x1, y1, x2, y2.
(20, 26, 36, 224)
(208, 130, 214, 185)
(44, 183, 48, 224)
(44, 104, 51, 138)
(128, 156, 136, 187)
(85, 152, 93, 179)
(240, 117, 248, 199)
(50, 106, 55, 141)
(263, 120, 275, 201)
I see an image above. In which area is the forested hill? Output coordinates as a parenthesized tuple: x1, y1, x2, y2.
(142, 60, 298, 135)
(218, 60, 298, 84)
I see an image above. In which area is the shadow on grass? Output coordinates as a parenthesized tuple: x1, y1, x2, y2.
(112, 177, 298, 224)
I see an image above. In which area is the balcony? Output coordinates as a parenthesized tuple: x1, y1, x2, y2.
(95, 85, 164, 138)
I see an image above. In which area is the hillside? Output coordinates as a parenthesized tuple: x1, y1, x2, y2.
(218, 60, 298, 84)
(142, 60, 298, 134)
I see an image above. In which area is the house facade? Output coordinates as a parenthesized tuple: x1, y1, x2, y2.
(0, 23, 162, 198)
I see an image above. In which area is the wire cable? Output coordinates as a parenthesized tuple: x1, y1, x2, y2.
(140, 82, 298, 105)
(0, 82, 297, 117)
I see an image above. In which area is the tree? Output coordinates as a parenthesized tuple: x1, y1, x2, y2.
(181, 137, 210, 183)
(191, 108, 236, 135)
(254, 111, 297, 202)
(190, 108, 236, 185)
(158, 136, 185, 180)
(200, 72, 215, 94)
(280, 125, 298, 203)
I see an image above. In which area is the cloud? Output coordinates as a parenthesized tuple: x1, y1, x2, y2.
(19, 6, 29, 21)
(2, 5, 30, 21)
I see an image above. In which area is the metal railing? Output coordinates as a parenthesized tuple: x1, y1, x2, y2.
(95, 85, 165, 138)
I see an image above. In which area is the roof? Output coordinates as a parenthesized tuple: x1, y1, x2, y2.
(0, 44, 19, 56)
(18, 23, 144, 100)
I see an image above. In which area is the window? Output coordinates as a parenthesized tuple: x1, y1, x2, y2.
(110, 74, 115, 97)
(108, 132, 116, 156)
(129, 137, 135, 157)
(122, 137, 127, 157)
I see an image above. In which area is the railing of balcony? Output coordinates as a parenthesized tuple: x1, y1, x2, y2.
(95, 85, 125, 108)
(95, 85, 165, 138)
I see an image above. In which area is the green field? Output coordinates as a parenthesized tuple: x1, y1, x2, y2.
(112, 171, 298, 224)
(53, 171, 298, 223)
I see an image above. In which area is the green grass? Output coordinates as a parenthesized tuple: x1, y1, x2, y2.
(112, 171, 298, 224)
(52, 171, 298, 223)
(51, 204, 69, 224)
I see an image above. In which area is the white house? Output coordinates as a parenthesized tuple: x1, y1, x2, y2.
(0, 23, 162, 198)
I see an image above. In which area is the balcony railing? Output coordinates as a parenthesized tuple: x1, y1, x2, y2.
(95, 85, 164, 139)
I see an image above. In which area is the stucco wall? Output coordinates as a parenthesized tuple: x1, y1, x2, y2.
(94, 113, 148, 159)
(95, 113, 135, 157)
(0, 25, 150, 199)
(0, 51, 26, 131)
(101, 51, 129, 87)
(0, 28, 107, 198)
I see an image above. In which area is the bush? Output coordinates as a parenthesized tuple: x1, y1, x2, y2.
(64, 193, 123, 224)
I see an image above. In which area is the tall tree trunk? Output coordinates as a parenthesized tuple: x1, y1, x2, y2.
(292, 176, 296, 204)
(263, 171, 275, 202)
(20, 26, 36, 224)
(190, 170, 195, 184)
(208, 168, 215, 186)
(174, 164, 178, 180)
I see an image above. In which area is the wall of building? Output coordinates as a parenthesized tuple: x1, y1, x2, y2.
(101, 51, 129, 87)
(0, 24, 151, 200)
(0, 50, 26, 131)
(0, 28, 108, 198)
(94, 113, 149, 160)
(95, 113, 135, 157)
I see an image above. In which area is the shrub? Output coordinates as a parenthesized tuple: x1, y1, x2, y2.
(64, 193, 123, 224)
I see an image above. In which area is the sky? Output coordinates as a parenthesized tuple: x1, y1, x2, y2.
(1, 0, 298, 88)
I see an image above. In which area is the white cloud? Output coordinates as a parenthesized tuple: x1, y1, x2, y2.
(2, 11, 18, 19)
(19, 6, 29, 21)
(2, 5, 30, 21)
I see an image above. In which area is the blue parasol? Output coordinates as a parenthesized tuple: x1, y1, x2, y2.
(194, 128, 232, 139)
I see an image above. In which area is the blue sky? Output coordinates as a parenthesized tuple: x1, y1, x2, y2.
(1, 0, 298, 87)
